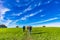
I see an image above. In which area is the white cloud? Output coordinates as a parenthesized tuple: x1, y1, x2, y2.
(20, 14, 34, 20)
(29, 9, 43, 16)
(17, 2, 42, 16)
(0, 1, 10, 20)
(0, 19, 12, 26)
(8, 24, 17, 28)
(29, 17, 58, 25)
(44, 0, 52, 4)
(20, 9, 43, 20)
(44, 22, 60, 27)
(23, 3, 42, 13)
(29, 13, 35, 16)
(12, 13, 22, 16)
(44, 17, 58, 21)
(20, 17, 27, 20)
(0, 8, 10, 14)
(38, 22, 60, 27)
(20, 13, 35, 20)
(29, 9, 43, 17)
(0, 8, 10, 20)
(34, 2, 41, 7)
(0, 19, 18, 28)
(5, 19, 12, 26)
(23, 5, 32, 12)
(38, 3, 41, 6)
(40, 15, 45, 17)
(33, 22, 60, 27)
(0, 0, 11, 26)
(5, 19, 21, 28)
(16, 5, 32, 15)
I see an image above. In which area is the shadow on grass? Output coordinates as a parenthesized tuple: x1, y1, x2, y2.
(31, 32, 46, 34)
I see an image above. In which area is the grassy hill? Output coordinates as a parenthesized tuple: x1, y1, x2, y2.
(0, 27, 60, 40)
(31, 27, 60, 40)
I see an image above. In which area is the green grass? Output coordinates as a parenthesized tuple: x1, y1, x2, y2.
(31, 27, 60, 40)
(0, 28, 24, 40)
(0, 27, 60, 40)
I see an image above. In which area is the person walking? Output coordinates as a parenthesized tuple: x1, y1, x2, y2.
(23, 26, 25, 32)
(27, 26, 32, 34)
(29, 26, 32, 33)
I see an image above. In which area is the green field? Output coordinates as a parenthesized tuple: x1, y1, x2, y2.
(0, 27, 60, 40)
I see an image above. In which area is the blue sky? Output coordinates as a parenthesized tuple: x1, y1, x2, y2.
(0, 0, 60, 27)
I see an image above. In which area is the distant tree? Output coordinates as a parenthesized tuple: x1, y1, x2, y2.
(16, 26, 19, 28)
(0, 24, 7, 28)
(43, 26, 46, 27)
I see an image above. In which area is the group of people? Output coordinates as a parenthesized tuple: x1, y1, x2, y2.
(23, 26, 32, 33)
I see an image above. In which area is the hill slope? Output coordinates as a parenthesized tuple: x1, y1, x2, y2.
(0, 27, 60, 40)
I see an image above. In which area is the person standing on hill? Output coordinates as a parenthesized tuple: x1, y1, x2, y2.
(23, 26, 25, 32)
(29, 26, 32, 33)
(27, 26, 32, 34)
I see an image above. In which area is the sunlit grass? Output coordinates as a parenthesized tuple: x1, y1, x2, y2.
(0, 28, 24, 40)
(31, 27, 60, 40)
(0, 27, 60, 40)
